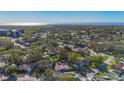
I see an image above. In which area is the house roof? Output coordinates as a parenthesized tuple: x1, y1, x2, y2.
(73, 60, 88, 68)
(47, 51, 56, 56)
(55, 62, 70, 71)
(0, 63, 5, 68)
(114, 63, 124, 70)
(12, 29, 18, 32)
(18, 64, 32, 71)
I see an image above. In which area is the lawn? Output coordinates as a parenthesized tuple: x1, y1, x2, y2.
(31, 72, 37, 77)
(98, 53, 108, 61)
(102, 55, 108, 61)
(107, 59, 117, 70)
(13, 73, 25, 77)
(120, 74, 124, 78)
(95, 72, 104, 81)
(0, 36, 5, 40)
(109, 76, 117, 81)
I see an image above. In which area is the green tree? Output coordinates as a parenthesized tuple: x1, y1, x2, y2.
(28, 47, 43, 62)
(89, 55, 103, 68)
(43, 70, 56, 81)
(5, 64, 17, 75)
(67, 51, 81, 65)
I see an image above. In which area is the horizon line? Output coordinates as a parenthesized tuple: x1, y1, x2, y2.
(0, 22, 124, 26)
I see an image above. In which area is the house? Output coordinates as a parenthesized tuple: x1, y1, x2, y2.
(73, 60, 88, 69)
(60, 60, 66, 63)
(71, 48, 78, 52)
(31, 36, 36, 40)
(113, 63, 124, 74)
(46, 63, 52, 68)
(11, 29, 20, 38)
(86, 73, 94, 81)
(23, 42, 30, 47)
(103, 75, 110, 80)
(98, 63, 107, 72)
(40, 33, 47, 38)
(55, 62, 70, 71)
(17, 64, 32, 75)
(47, 51, 56, 56)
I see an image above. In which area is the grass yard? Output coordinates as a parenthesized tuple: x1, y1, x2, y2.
(107, 59, 117, 70)
(0, 36, 4, 40)
(102, 55, 108, 61)
(95, 72, 104, 81)
(14, 73, 25, 77)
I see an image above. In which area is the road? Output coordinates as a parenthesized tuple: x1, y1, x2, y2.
(11, 38, 26, 49)
(91, 68, 99, 74)
(74, 73, 87, 81)
(105, 73, 122, 80)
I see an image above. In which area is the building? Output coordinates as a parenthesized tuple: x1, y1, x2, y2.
(0, 28, 24, 38)
(17, 64, 32, 75)
(98, 63, 107, 72)
(113, 63, 124, 74)
(47, 51, 56, 56)
(55, 62, 70, 71)
(11, 29, 20, 38)
(0, 28, 10, 36)
(73, 60, 89, 69)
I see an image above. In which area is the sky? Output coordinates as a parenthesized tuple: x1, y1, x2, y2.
(0, 11, 124, 24)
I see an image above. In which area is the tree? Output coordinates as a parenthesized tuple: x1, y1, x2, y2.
(28, 47, 43, 62)
(5, 64, 17, 76)
(67, 51, 81, 65)
(4, 48, 25, 65)
(34, 59, 50, 78)
(43, 70, 56, 81)
(88, 55, 103, 68)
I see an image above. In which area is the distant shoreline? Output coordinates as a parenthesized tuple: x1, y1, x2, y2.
(0, 22, 124, 26)
(51, 22, 124, 26)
